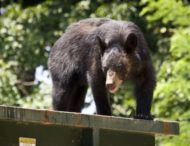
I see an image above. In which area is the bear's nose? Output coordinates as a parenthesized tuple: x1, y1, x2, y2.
(106, 69, 116, 85)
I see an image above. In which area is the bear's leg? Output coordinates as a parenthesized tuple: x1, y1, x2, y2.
(52, 72, 88, 112)
(134, 65, 155, 120)
(68, 84, 88, 112)
(52, 82, 70, 111)
(134, 85, 153, 120)
(89, 71, 112, 115)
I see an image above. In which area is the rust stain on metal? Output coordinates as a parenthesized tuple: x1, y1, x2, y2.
(163, 122, 171, 134)
(42, 110, 53, 125)
(75, 114, 82, 125)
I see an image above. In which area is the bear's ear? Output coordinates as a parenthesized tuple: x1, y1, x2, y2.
(125, 33, 137, 54)
(97, 36, 106, 54)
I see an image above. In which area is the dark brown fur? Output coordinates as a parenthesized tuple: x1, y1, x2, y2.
(48, 18, 156, 120)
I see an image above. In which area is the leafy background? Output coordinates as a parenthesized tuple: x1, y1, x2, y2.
(0, 0, 190, 145)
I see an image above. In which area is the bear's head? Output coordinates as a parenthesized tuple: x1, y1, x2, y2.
(97, 28, 142, 93)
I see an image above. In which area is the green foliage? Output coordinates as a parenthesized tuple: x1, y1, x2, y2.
(154, 28, 190, 119)
(0, 0, 88, 106)
(17, 83, 52, 109)
(141, 0, 190, 145)
(0, 60, 21, 105)
(154, 28, 190, 146)
(141, 0, 190, 27)
(1, 0, 190, 145)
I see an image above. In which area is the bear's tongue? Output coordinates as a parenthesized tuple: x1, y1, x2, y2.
(107, 84, 116, 91)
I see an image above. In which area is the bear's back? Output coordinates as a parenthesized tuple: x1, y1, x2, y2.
(65, 18, 111, 35)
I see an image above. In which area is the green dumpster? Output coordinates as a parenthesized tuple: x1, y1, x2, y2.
(0, 106, 179, 146)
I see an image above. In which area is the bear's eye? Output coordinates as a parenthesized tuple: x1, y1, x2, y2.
(107, 40, 120, 48)
(115, 63, 121, 70)
(102, 65, 108, 73)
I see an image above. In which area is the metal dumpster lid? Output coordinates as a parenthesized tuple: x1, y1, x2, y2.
(0, 105, 179, 135)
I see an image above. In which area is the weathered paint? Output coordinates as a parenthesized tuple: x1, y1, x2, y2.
(0, 106, 179, 135)
(163, 122, 172, 135)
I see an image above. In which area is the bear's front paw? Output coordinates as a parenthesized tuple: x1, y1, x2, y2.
(134, 114, 154, 120)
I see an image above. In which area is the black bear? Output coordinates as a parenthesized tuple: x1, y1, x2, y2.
(48, 18, 156, 120)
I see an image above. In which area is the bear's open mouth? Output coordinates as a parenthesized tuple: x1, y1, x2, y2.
(105, 69, 123, 93)
(107, 84, 116, 92)
(107, 82, 122, 93)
